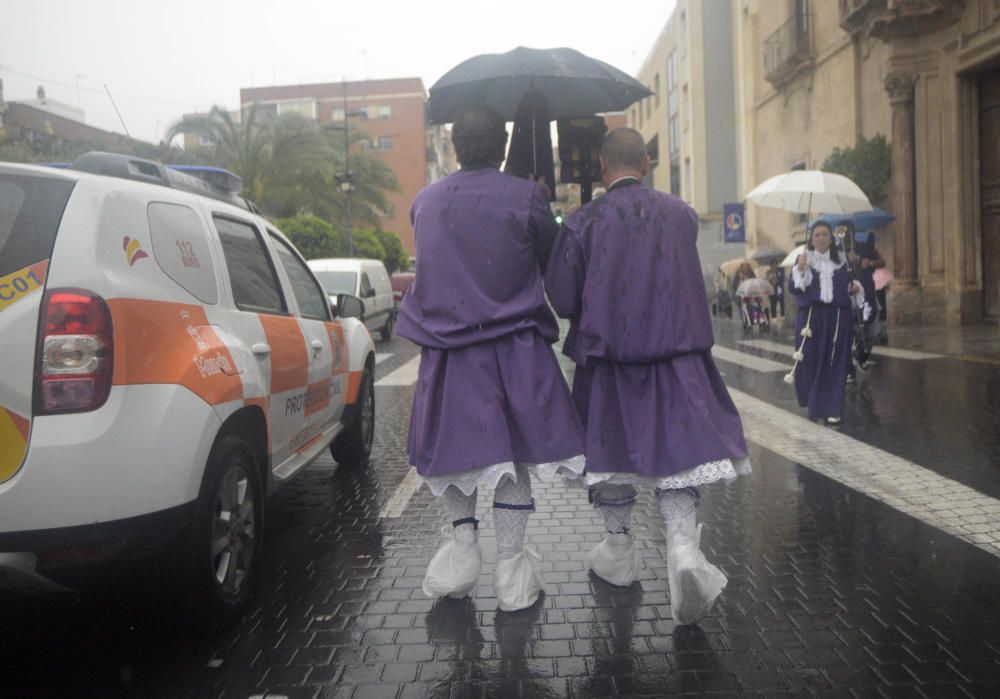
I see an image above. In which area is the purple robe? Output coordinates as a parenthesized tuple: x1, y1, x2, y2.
(397, 168, 584, 477)
(790, 258, 855, 420)
(545, 180, 748, 477)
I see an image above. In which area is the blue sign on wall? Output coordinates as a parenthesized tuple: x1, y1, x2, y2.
(724, 203, 745, 243)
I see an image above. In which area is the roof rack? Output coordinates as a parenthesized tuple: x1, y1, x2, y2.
(65, 152, 257, 212)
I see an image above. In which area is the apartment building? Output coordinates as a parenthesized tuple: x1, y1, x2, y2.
(240, 78, 428, 256)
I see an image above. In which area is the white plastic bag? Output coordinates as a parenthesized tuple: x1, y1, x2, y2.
(494, 546, 545, 611)
(423, 525, 482, 599)
(667, 523, 727, 625)
(588, 533, 640, 587)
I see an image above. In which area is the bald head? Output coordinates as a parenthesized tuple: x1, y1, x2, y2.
(600, 128, 648, 184)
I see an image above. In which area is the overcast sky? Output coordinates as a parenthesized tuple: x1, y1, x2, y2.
(1, 0, 675, 145)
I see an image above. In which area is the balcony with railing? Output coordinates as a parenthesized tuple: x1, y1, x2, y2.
(763, 12, 813, 88)
(839, 0, 884, 34)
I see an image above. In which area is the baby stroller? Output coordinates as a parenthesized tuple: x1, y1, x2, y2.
(735, 278, 774, 333)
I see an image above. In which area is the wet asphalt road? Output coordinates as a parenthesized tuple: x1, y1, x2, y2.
(3, 325, 1000, 698)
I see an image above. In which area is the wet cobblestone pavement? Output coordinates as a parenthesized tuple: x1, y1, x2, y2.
(4, 326, 1000, 698)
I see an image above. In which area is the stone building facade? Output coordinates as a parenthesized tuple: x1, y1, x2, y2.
(736, 0, 1000, 326)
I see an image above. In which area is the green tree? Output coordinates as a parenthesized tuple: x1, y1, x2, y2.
(167, 104, 400, 226)
(373, 229, 409, 274)
(822, 133, 892, 207)
(350, 228, 386, 262)
(273, 214, 343, 260)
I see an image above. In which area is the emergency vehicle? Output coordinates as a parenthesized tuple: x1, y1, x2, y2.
(0, 152, 376, 621)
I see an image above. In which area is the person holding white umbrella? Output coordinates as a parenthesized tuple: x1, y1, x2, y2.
(786, 222, 865, 425)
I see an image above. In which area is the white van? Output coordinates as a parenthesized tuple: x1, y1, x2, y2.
(308, 258, 396, 341)
(0, 152, 376, 622)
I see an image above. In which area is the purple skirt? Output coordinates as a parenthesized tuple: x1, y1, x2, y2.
(572, 352, 748, 477)
(407, 329, 585, 477)
(794, 303, 854, 420)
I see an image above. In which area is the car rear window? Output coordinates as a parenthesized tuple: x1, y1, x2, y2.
(314, 270, 357, 295)
(0, 173, 76, 277)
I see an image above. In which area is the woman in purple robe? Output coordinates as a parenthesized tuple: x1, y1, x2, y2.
(545, 128, 749, 625)
(788, 221, 864, 425)
(396, 107, 585, 611)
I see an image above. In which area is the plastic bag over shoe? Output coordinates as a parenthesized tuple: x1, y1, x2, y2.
(588, 533, 640, 587)
(423, 525, 483, 599)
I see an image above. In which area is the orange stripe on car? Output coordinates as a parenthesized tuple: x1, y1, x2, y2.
(258, 315, 309, 394)
(323, 321, 349, 375)
(303, 378, 333, 418)
(295, 432, 325, 455)
(107, 299, 244, 406)
(346, 370, 362, 404)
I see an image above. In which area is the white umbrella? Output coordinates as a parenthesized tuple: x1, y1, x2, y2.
(779, 244, 806, 267)
(747, 170, 872, 216)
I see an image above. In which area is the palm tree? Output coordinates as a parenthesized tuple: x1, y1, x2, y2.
(167, 104, 399, 225)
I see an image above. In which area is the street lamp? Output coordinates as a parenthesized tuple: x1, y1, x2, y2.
(334, 79, 368, 257)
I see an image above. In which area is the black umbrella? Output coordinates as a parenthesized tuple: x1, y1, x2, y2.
(750, 247, 788, 264)
(427, 46, 652, 125)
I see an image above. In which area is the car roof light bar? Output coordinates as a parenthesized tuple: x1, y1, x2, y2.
(166, 165, 243, 194)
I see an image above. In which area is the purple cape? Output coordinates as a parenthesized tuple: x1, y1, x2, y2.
(397, 168, 559, 350)
(790, 261, 855, 420)
(398, 168, 583, 476)
(545, 182, 748, 476)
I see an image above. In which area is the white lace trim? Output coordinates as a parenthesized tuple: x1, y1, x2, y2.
(415, 454, 586, 496)
(572, 456, 752, 491)
(808, 250, 844, 304)
(791, 264, 813, 292)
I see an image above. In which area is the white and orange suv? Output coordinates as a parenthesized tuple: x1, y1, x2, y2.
(0, 152, 376, 621)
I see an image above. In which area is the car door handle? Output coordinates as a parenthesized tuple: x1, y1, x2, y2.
(311, 339, 323, 354)
(252, 343, 271, 356)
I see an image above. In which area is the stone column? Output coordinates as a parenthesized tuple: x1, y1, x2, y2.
(885, 72, 921, 324)
(886, 72, 918, 282)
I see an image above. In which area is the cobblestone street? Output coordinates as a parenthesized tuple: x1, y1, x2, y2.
(4, 323, 1000, 698)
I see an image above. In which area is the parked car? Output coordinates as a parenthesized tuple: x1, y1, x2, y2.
(0, 152, 376, 623)
(391, 270, 415, 306)
(308, 258, 396, 341)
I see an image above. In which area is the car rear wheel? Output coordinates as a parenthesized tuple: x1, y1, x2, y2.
(330, 365, 374, 467)
(380, 314, 394, 342)
(188, 435, 262, 625)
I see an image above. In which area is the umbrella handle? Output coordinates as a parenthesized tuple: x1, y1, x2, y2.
(530, 78, 537, 175)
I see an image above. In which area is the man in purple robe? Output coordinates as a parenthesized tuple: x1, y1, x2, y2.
(397, 107, 585, 612)
(545, 128, 749, 625)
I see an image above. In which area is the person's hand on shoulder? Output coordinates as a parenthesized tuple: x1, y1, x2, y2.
(528, 173, 550, 200)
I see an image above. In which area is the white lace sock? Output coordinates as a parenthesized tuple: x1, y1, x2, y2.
(655, 486, 699, 527)
(592, 483, 637, 534)
(493, 464, 544, 611)
(493, 465, 533, 553)
(444, 485, 478, 540)
(422, 486, 482, 599)
(587, 483, 639, 586)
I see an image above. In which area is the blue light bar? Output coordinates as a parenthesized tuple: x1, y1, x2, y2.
(166, 165, 243, 194)
(41, 163, 70, 169)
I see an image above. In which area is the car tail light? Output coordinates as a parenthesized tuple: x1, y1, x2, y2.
(34, 290, 115, 415)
